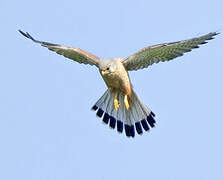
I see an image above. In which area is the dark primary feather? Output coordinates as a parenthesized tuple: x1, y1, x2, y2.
(122, 32, 219, 71)
(18, 30, 99, 66)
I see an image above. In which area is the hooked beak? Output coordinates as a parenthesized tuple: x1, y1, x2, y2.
(101, 70, 106, 75)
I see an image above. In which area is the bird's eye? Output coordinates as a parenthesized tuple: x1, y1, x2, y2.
(106, 67, 109, 71)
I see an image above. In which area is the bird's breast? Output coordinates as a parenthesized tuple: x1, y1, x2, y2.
(100, 61, 132, 96)
(103, 72, 121, 88)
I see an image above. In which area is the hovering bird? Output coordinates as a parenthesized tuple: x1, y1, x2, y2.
(19, 30, 218, 137)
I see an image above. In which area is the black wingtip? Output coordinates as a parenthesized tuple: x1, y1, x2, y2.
(212, 32, 220, 39)
(206, 32, 220, 40)
(18, 30, 59, 46)
(212, 31, 220, 36)
(18, 30, 32, 39)
(18, 30, 27, 37)
(18, 29, 40, 43)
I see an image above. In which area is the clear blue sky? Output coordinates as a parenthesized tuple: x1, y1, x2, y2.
(1, 0, 223, 179)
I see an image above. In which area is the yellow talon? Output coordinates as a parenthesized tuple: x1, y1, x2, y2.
(124, 95, 130, 110)
(114, 98, 119, 110)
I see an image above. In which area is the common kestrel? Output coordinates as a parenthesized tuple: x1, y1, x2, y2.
(19, 30, 218, 137)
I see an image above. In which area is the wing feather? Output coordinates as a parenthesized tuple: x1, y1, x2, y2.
(122, 32, 219, 71)
(19, 30, 100, 66)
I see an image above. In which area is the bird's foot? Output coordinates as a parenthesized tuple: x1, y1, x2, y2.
(114, 98, 119, 111)
(124, 95, 130, 110)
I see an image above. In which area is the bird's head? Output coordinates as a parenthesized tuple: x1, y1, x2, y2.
(99, 59, 117, 75)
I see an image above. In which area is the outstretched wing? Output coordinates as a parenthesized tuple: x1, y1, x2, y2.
(19, 30, 100, 67)
(122, 32, 219, 71)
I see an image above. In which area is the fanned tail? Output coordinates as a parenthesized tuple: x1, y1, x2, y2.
(91, 89, 156, 138)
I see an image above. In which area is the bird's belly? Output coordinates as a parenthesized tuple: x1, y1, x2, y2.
(102, 71, 132, 96)
(103, 72, 121, 89)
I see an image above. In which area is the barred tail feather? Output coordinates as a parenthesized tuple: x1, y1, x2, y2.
(91, 89, 156, 138)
